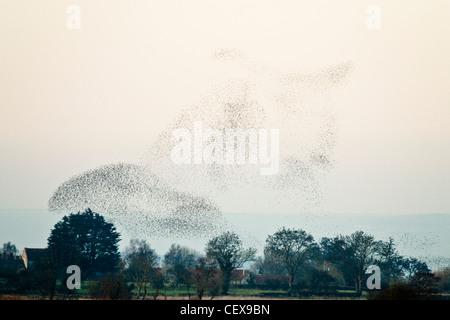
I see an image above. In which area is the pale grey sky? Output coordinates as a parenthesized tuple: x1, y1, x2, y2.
(1, 1, 449, 215)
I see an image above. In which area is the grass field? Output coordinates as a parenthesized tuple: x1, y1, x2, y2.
(0, 279, 368, 300)
(71, 281, 364, 299)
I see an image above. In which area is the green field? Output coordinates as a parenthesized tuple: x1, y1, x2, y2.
(68, 281, 363, 299)
(1, 279, 368, 299)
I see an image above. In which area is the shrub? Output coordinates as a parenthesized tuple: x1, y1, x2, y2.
(435, 268, 450, 293)
(89, 273, 130, 300)
(368, 282, 419, 300)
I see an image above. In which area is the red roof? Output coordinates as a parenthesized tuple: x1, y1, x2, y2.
(230, 269, 249, 281)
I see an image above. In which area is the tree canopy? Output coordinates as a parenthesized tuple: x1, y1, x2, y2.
(265, 227, 317, 291)
(124, 239, 159, 299)
(47, 208, 121, 278)
(206, 231, 256, 295)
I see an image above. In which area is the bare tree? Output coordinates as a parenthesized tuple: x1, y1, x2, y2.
(124, 239, 159, 300)
(265, 227, 317, 292)
(164, 243, 200, 288)
(150, 268, 166, 300)
(192, 257, 219, 300)
(164, 244, 199, 269)
(205, 232, 256, 295)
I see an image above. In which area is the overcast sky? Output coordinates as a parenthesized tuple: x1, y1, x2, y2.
(1, 0, 449, 215)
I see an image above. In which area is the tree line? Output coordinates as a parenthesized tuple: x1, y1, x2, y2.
(1, 208, 449, 299)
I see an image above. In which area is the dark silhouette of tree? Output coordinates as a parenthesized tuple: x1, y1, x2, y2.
(164, 244, 199, 268)
(192, 257, 221, 300)
(368, 281, 419, 300)
(343, 231, 382, 296)
(321, 235, 409, 291)
(435, 267, 450, 293)
(124, 239, 159, 300)
(409, 271, 440, 297)
(150, 268, 166, 300)
(319, 231, 382, 295)
(401, 257, 430, 279)
(164, 243, 200, 292)
(377, 237, 404, 285)
(88, 272, 131, 300)
(205, 232, 256, 295)
(251, 253, 287, 276)
(27, 252, 57, 299)
(265, 227, 318, 292)
(47, 208, 121, 278)
(2, 242, 18, 257)
(369, 272, 440, 300)
(308, 269, 336, 291)
(320, 236, 351, 283)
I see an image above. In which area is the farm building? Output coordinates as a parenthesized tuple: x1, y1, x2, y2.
(230, 269, 250, 285)
(22, 248, 47, 269)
